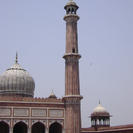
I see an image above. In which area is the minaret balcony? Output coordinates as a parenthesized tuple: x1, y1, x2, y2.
(64, 14, 79, 22)
(63, 53, 81, 59)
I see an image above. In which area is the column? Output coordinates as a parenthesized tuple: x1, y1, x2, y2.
(10, 127, 13, 133)
(45, 128, 49, 133)
(28, 127, 31, 133)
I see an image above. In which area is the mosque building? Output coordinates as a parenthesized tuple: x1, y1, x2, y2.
(0, 0, 133, 133)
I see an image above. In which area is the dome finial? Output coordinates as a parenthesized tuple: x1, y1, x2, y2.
(15, 52, 18, 64)
(51, 89, 55, 96)
(49, 90, 57, 98)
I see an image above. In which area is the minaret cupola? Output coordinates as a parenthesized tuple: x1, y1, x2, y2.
(90, 102, 111, 130)
(64, 0, 79, 15)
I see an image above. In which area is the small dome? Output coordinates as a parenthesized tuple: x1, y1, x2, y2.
(0, 54, 35, 97)
(91, 102, 110, 116)
(93, 104, 107, 113)
(65, 0, 78, 9)
(91, 102, 111, 128)
(48, 90, 57, 99)
(66, 0, 77, 6)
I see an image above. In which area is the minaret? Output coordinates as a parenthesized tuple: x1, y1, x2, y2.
(63, 1, 82, 133)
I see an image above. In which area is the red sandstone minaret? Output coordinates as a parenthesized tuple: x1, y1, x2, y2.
(63, 1, 82, 133)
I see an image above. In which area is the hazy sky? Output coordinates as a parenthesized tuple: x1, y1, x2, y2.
(0, 0, 133, 128)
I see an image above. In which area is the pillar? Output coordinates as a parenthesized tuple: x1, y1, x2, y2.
(63, 1, 82, 133)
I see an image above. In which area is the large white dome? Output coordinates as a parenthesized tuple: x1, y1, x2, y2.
(0, 55, 35, 97)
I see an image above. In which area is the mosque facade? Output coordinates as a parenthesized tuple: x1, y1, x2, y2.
(0, 1, 133, 133)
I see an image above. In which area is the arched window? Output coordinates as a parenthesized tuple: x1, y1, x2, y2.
(67, 8, 71, 14)
(32, 122, 45, 133)
(0, 121, 9, 133)
(101, 119, 104, 125)
(72, 48, 75, 53)
(13, 121, 27, 133)
(49, 122, 62, 133)
(72, 8, 74, 14)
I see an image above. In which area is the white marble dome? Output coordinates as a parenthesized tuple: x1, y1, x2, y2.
(0, 55, 35, 97)
(93, 104, 107, 113)
(91, 102, 110, 117)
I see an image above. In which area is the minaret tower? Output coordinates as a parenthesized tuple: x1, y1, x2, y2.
(63, 1, 82, 133)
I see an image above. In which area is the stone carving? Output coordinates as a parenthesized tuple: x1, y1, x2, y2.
(32, 109, 47, 117)
(0, 119, 10, 125)
(32, 120, 46, 126)
(14, 108, 29, 116)
(0, 108, 10, 116)
(49, 119, 64, 126)
(13, 119, 28, 125)
(49, 109, 64, 118)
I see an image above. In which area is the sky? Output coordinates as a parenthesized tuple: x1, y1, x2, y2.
(0, 0, 133, 128)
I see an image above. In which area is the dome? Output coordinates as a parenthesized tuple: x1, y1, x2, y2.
(66, 0, 77, 6)
(91, 102, 111, 127)
(65, 0, 78, 9)
(91, 102, 110, 116)
(94, 104, 107, 113)
(48, 90, 57, 99)
(0, 54, 35, 97)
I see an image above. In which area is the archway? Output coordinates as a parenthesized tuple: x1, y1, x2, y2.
(13, 121, 27, 133)
(49, 122, 62, 133)
(32, 122, 45, 133)
(0, 121, 9, 133)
